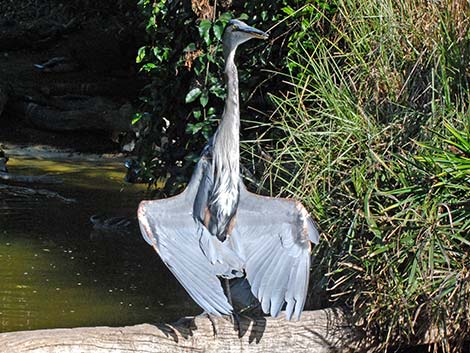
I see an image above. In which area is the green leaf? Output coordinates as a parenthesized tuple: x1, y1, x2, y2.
(193, 110, 202, 119)
(218, 12, 232, 24)
(131, 113, 142, 125)
(261, 10, 268, 21)
(200, 90, 209, 107)
(281, 6, 295, 15)
(209, 84, 226, 99)
(146, 16, 156, 31)
(142, 63, 157, 72)
(136, 46, 146, 63)
(184, 43, 197, 52)
(198, 20, 212, 45)
(185, 88, 202, 103)
(186, 122, 203, 134)
(213, 23, 224, 41)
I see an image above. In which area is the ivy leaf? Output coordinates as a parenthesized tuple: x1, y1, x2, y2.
(261, 10, 268, 21)
(185, 88, 202, 103)
(210, 83, 225, 99)
(146, 16, 156, 31)
(198, 20, 212, 45)
(142, 63, 157, 72)
(136, 46, 146, 63)
(193, 109, 202, 119)
(218, 12, 232, 24)
(131, 113, 142, 125)
(200, 90, 209, 107)
(186, 122, 203, 134)
(213, 22, 224, 40)
(184, 43, 197, 52)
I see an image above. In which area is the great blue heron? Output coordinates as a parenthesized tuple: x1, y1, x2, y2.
(138, 19, 319, 321)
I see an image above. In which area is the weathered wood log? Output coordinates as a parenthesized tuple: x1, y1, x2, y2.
(0, 184, 76, 203)
(0, 308, 370, 353)
(0, 172, 62, 184)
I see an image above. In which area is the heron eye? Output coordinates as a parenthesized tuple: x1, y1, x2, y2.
(231, 25, 238, 31)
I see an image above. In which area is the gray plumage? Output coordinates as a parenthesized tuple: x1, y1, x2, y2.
(138, 19, 319, 320)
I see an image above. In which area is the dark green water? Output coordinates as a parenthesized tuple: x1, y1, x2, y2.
(0, 151, 198, 333)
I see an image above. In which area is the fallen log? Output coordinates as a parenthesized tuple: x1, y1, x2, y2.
(0, 172, 62, 184)
(0, 184, 76, 203)
(0, 308, 371, 353)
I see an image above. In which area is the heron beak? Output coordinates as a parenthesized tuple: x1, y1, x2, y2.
(238, 24, 269, 40)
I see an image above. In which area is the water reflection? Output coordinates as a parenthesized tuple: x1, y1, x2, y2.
(0, 153, 198, 333)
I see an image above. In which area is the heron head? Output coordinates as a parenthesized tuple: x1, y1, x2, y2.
(223, 19, 269, 54)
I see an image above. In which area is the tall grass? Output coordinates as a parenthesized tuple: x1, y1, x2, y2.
(248, 0, 470, 351)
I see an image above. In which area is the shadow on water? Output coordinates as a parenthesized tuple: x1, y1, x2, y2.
(0, 151, 199, 333)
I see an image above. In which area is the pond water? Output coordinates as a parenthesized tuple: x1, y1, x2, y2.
(0, 147, 198, 333)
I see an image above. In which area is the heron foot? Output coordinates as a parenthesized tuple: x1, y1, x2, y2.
(197, 312, 219, 337)
(225, 311, 241, 333)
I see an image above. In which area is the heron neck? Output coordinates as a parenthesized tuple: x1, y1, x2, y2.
(220, 48, 240, 139)
(210, 46, 240, 181)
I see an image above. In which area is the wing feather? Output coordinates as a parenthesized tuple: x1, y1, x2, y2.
(261, 249, 293, 316)
(258, 247, 285, 314)
(246, 238, 278, 296)
(231, 184, 319, 320)
(137, 157, 233, 316)
(256, 246, 282, 303)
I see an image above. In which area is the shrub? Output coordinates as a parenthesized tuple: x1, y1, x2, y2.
(255, 0, 470, 351)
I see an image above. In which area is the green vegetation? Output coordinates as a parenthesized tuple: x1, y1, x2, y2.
(258, 0, 470, 351)
(135, 0, 469, 351)
(133, 0, 319, 193)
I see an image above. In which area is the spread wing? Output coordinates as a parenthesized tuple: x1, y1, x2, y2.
(229, 184, 320, 320)
(137, 156, 233, 316)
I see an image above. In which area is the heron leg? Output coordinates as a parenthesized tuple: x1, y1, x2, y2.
(224, 278, 233, 307)
(222, 278, 244, 333)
